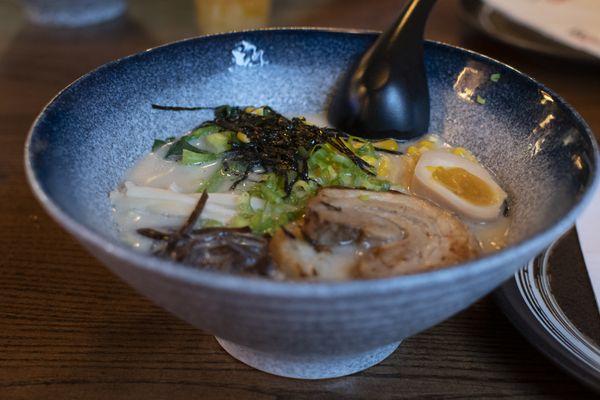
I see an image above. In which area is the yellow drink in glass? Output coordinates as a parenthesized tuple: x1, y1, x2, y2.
(195, 0, 272, 34)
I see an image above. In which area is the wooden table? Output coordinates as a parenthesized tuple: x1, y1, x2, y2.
(1, 1, 599, 398)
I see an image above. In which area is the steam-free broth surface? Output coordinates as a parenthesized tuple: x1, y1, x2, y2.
(111, 106, 510, 280)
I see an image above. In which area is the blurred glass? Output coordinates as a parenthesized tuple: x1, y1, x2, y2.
(194, 0, 272, 34)
(20, 0, 126, 27)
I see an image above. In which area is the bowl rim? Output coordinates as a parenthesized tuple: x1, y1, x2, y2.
(24, 27, 600, 298)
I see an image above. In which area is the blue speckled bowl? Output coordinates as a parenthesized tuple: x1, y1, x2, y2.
(25, 29, 599, 379)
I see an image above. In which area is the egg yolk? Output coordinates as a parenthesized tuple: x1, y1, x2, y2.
(428, 166, 496, 206)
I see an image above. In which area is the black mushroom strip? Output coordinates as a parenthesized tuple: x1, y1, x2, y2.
(270, 187, 480, 280)
(137, 191, 272, 276)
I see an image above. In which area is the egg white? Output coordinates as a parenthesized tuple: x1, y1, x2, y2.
(411, 150, 507, 221)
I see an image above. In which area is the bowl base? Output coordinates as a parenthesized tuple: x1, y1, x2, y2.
(215, 337, 401, 379)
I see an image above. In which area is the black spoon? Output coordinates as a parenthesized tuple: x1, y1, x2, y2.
(328, 0, 437, 140)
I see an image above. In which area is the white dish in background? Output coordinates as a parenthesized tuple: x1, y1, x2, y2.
(459, 0, 599, 63)
(495, 238, 600, 392)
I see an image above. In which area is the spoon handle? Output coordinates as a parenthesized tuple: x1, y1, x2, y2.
(363, 0, 437, 73)
(382, 0, 437, 50)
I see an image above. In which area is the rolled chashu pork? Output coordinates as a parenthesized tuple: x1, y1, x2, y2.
(270, 187, 479, 280)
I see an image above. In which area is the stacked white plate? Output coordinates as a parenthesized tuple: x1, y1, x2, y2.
(495, 190, 600, 391)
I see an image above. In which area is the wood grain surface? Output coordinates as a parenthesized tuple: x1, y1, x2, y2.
(1, 0, 599, 398)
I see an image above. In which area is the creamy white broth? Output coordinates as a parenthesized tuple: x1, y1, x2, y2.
(110, 110, 510, 278)
(111, 145, 261, 250)
(469, 215, 510, 252)
(127, 147, 219, 192)
(112, 135, 509, 255)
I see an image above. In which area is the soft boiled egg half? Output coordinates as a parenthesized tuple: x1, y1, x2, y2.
(411, 150, 507, 221)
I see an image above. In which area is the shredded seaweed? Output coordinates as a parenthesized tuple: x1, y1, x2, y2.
(215, 106, 378, 193)
(152, 104, 385, 193)
(152, 104, 215, 111)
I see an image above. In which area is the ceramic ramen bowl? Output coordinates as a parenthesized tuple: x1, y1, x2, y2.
(25, 29, 599, 379)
